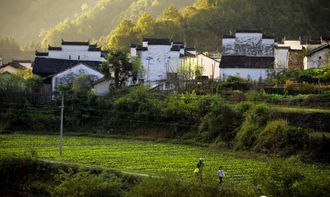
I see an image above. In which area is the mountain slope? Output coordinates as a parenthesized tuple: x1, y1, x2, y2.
(40, 0, 195, 47)
(0, 0, 99, 44)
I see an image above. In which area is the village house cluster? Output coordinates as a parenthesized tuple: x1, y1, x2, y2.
(1, 31, 329, 98)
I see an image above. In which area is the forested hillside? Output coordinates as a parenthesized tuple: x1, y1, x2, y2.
(40, 0, 195, 48)
(0, 0, 99, 44)
(106, 0, 330, 51)
(1, 0, 329, 52)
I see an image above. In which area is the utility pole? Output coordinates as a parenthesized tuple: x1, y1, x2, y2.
(59, 93, 64, 156)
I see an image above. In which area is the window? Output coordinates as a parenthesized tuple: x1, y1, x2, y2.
(69, 55, 71, 60)
(78, 55, 80, 60)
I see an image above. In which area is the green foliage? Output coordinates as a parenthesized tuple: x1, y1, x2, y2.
(234, 123, 260, 150)
(101, 51, 141, 88)
(72, 75, 95, 91)
(254, 120, 308, 156)
(221, 76, 253, 91)
(198, 101, 241, 142)
(51, 169, 124, 197)
(244, 104, 271, 126)
(127, 175, 257, 197)
(306, 134, 330, 163)
(255, 159, 330, 197)
(277, 66, 330, 84)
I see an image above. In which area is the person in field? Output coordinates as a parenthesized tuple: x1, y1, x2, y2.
(218, 166, 225, 184)
(195, 158, 204, 181)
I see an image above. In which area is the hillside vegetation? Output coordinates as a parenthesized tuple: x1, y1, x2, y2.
(41, 0, 330, 51)
(0, 0, 100, 44)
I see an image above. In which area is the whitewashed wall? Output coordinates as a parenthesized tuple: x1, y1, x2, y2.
(48, 45, 105, 62)
(304, 48, 330, 69)
(94, 80, 112, 96)
(51, 63, 104, 92)
(197, 54, 220, 80)
(274, 48, 289, 72)
(220, 68, 269, 81)
(138, 45, 181, 81)
(223, 33, 274, 57)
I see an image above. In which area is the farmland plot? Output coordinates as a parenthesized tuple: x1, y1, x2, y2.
(0, 133, 328, 184)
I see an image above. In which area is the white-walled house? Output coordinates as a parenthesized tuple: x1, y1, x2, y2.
(36, 40, 105, 62)
(274, 39, 304, 72)
(32, 40, 107, 101)
(51, 63, 104, 92)
(0, 60, 32, 75)
(131, 38, 196, 84)
(304, 44, 330, 69)
(196, 53, 220, 80)
(220, 31, 275, 81)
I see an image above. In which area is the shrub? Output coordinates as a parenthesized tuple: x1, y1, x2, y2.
(235, 101, 253, 114)
(306, 134, 330, 163)
(198, 101, 241, 142)
(254, 120, 308, 156)
(127, 175, 257, 197)
(50, 169, 125, 197)
(234, 123, 260, 150)
(221, 76, 252, 91)
(244, 104, 272, 126)
(255, 159, 330, 197)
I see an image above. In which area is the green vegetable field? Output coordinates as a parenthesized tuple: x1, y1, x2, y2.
(0, 133, 328, 184)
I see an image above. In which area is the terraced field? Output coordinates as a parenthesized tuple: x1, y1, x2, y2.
(0, 133, 327, 184)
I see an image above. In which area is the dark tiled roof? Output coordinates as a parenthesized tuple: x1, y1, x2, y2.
(36, 51, 49, 56)
(222, 35, 235, 38)
(12, 60, 32, 63)
(0, 62, 26, 70)
(143, 38, 172, 45)
(32, 58, 102, 77)
(48, 46, 62, 51)
(306, 44, 330, 56)
(171, 46, 180, 51)
(185, 48, 196, 51)
(236, 30, 263, 33)
(302, 39, 322, 45)
(61, 40, 90, 46)
(220, 56, 274, 69)
(131, 44, 148, 51)
(180, 51, 196, 58)
(262, 34, 275, 39)
(88, 47, 101, 51)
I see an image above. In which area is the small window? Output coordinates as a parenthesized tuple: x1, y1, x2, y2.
(78, 55, 80, 60)
(69, 55, 71, 60)
(319, 56, 322, 60)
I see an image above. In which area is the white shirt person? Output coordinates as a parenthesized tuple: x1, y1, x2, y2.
(218, 166, 225, 184)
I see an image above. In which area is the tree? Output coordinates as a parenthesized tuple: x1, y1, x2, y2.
(107, 19, 138, 51)
(134, 13, 156, 40)
(100, 51, 142, 88)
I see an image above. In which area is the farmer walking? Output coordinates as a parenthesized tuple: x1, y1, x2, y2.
(195, 158, 204, 182)
(218, 166, 225, 184)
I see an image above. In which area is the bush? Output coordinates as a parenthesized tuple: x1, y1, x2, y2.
(306, 134, 330, 163)
(254, 120, 308, 156)
(244, 104, 272, 126)
(234, 123, 260, 150)
(51, 169, 125, 197)
(255, 159, 330, 197)
(221, 76, 253, 91)
(198, 101, 241, 142)
(127, 175, 257, 197)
